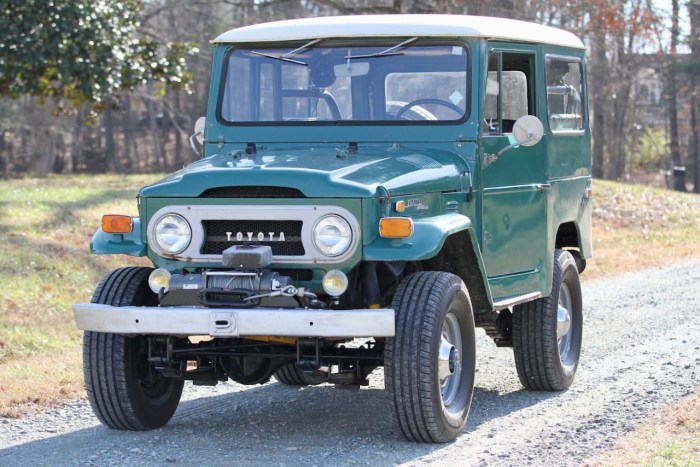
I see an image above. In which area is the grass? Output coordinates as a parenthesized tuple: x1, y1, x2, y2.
(0, 174, 156, 415)
(585, 179, 700, 280)
(587, 391, 700, 466)
(0, 174, 699, 460)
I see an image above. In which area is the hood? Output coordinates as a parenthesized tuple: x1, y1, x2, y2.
(140, 144, 474, 198)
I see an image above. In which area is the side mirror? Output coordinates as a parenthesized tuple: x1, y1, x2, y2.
(189, 116, 206, 157)
(512, 115, 544, 147)
(484, 115, 544, 166)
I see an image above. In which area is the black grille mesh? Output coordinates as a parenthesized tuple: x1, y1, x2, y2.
(200, 186, 305, 198)
(202, 220, 304, 256)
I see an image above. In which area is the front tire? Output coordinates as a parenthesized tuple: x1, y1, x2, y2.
(83, 267, 184, 430)
(513, 250, 583, 391)
(385, 272, 476, 443)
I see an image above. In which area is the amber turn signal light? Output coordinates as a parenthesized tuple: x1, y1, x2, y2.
(379, 217, 414, 238)
(102, 215, 133, 234)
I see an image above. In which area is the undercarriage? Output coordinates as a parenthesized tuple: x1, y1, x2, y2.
(147, 336, 383, 387)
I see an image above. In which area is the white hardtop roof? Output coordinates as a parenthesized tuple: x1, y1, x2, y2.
(213, 14, 585, 50)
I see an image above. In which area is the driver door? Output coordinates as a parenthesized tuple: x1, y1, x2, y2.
(480, 48, 549, 298)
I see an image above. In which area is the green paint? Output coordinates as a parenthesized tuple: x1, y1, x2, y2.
(90, 31, 591, 310)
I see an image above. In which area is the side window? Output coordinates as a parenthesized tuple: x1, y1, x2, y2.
(485, 51, 534, 135)
(546, 57, 584, 132)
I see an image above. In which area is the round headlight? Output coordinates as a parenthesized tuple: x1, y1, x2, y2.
(153, 214, 191, 254)
(313, 215, 352, 257)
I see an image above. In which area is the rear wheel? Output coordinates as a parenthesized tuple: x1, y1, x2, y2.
(513, 250, 583, 391)
(385, 272, 476, 443)
(83, 267, 184, 430)
(274, 363, 322, 386)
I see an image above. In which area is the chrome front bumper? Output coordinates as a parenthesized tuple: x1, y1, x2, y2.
(73, 303, 395, 337)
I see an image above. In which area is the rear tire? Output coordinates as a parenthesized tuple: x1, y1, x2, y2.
(274, 363, 320, 386)
(385, 272, 476, 443)
(83, 267, 184, 430)
(513, 250, 583, 391)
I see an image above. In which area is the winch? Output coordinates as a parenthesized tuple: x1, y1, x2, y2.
(156, 245, 304, 307)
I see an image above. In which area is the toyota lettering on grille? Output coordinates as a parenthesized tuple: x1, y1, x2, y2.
(226, 232, 286, 242)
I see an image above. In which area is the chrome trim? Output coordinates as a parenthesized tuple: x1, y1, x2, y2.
(73, 303, 395, 337)
(146, 205, 361, 264)
(483, 184, 551, 195)
(189, 130, 203, 158)
(492, 291, 541, 311)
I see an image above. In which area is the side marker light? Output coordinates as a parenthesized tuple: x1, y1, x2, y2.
(102, 215, 133, 234)
(379, 217, 414, 238)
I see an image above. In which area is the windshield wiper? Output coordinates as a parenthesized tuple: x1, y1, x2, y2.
(250, 38, 322, 66)
(344, 37, 418, 60)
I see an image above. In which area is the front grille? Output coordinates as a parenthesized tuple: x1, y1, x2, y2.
(200, 186, 305, 198)
(202, 220, 305, 256)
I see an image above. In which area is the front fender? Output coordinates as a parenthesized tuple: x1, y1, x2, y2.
(363, 213, 471, 261)
(90, 218, 147, 256)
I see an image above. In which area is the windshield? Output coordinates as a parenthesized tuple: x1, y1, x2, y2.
(219, 41, 469, 124)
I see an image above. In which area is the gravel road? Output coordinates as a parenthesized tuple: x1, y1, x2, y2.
(1, 260, 699, 466)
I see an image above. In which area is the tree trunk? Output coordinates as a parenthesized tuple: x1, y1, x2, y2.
(173, 91, 185, 167)
(146, 82, 164, 171)
(123, 95, 134, 172)
(71, 108, 84, 173)
(668, 0, 686, 191)
(31, 129, 57, 176)
(103, 104, 117, 172)
(610, 44, 631, 180)
(691, 85, 699, 193)
(0, 130, 8, 176)
(690, 0, 700, 193)
(591, 33, 607, 179)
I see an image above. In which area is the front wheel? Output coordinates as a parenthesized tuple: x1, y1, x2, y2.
(385, 272, 476, 443)
(83, 267, 184, 430)
(513, 250, 583, 391)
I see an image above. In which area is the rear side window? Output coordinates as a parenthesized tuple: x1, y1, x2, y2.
(545, 57, 584, 132)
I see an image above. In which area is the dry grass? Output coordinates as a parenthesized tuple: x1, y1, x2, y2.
(585, 179, 700, 280)
(0, 174, 157, 416)
(0, 175, 699, 462)
(0, 349, 83, 418)
(587, 392, 700, 466)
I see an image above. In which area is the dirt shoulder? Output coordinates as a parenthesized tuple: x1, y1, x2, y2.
(587, 391, 700, 465)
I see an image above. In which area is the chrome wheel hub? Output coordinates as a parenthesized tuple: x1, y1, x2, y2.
(438, 337, 459, 381)
(557, 305, 571, 340)
(439, 313, 463, 408)
(557, 282, 574, 366)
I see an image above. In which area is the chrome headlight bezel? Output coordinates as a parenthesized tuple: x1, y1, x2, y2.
(312, 214, 353, 257)
(152, 213, 192, 255)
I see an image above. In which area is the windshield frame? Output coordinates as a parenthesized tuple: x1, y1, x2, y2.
(215, 38, 472, 127)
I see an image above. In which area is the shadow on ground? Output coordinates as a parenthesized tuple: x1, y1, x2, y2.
(0, 379, 560, 466)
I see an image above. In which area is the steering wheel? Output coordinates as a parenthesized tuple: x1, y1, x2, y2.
(395, 98, 464, 120)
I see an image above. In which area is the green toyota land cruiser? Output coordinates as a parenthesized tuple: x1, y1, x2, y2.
(74, 14, 592, 443)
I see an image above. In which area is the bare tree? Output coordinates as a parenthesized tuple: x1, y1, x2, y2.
(0, 0, 689, 187)
(690, 0, 700, 193)
(667, 0, 686, 190)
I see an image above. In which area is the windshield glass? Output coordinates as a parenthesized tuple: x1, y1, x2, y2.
(219, 42, 469, 124)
